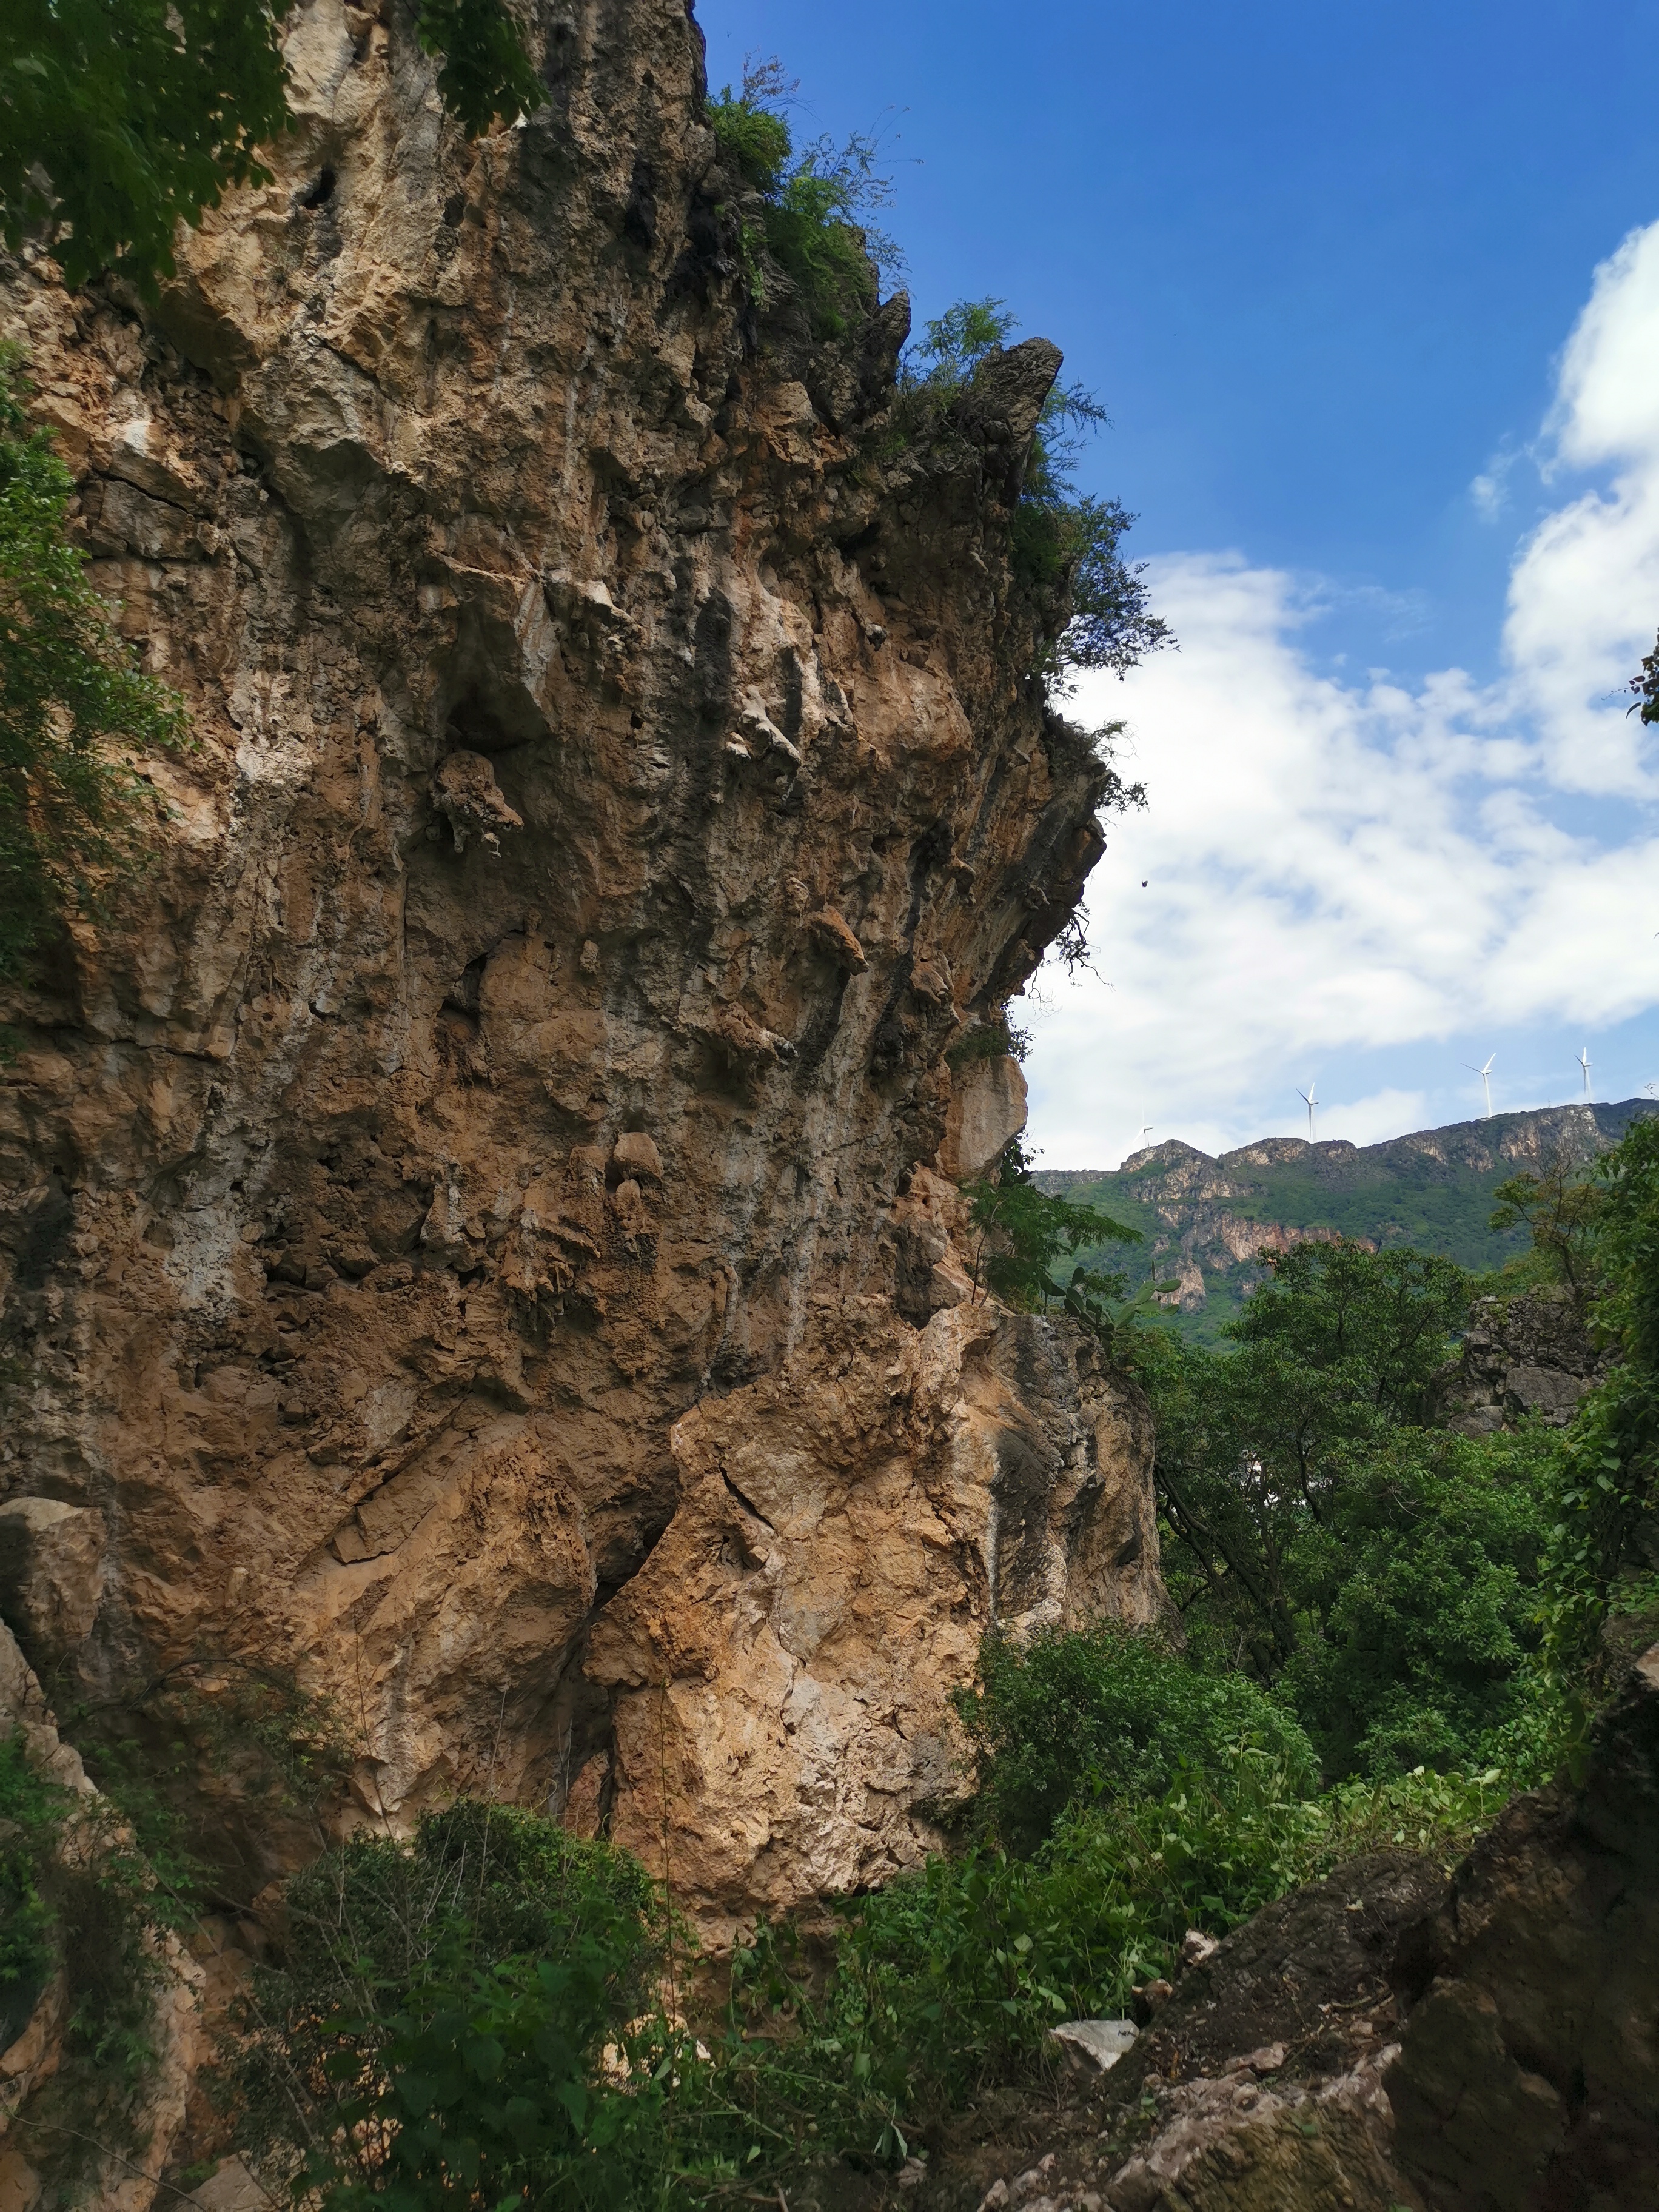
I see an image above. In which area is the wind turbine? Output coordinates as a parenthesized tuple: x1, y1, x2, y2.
(1577, 1045, 1593, 1104)
(1464, 1053, 1495, 1118)
(1297, 1080, 1318, 1142)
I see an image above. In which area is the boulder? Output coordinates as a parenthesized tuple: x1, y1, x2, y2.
(941, 1055, 1028, 1182)
(0, 1501, 107, 1667)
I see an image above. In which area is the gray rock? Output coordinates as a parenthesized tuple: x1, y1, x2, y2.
(1049, 2017, 1139, 2071)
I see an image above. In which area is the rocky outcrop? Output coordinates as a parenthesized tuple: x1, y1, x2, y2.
(1384, 1643, 1659, 2210)
(588, 1287, 1159, 1939)
(0, 0, 1158, 1921)
(1432, 1289, 1606, 1436)
(916, 1643, 1659, 2212)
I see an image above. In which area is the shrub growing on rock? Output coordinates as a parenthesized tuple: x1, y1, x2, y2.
(229, 1801, 671, 2208)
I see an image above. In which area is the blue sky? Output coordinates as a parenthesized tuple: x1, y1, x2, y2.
(698, 0, 1659, 1162)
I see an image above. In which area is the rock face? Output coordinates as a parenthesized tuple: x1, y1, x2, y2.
(1386, 1644, 1659, 2210)
(1432, 1289, 1606, 1436)
(0, 0, 1159, 1918)
(588, 1287, 1160, 1938)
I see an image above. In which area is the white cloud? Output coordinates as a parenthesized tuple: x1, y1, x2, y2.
(1507, 221, 1659, 798)
(1027, 221, 1659, 1170)
(1470, 451, 1518, 518)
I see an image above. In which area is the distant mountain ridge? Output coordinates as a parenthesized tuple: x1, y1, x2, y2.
(1036, 1098, 1658, 1338)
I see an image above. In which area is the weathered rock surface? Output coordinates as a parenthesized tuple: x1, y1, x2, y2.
(940, 1055, 1029, 1184)
(588, 1288, 1160, 1937)
(1432, 1289, 1606, 1436)
(1384, 1643, 1659, 2210)
(0, 0, 1157, 1919)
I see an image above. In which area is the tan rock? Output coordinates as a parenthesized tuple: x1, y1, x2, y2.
(588, 1295, 1160, 1940)
(942, 1054, 1030, 1181)
(0, 2151, 41, 2212)
(611, 1131, 663, 1181)
(802, 907, 869, 971)
(0, 0, 1144, 1943)
(0, 1501, 107, 1667)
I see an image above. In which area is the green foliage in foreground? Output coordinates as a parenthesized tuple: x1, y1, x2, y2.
(0, 346, 186, 979)
(952, 1620, 1316, 1857)
(230, 1803, 670, 2208)
(1, 0, 542, 289)
(229, 1690, 1555, 2204)
(1539, 1113, 1659, 1668)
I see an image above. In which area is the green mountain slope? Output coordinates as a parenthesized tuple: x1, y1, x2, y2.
(1035, 1098, 1658, 1341)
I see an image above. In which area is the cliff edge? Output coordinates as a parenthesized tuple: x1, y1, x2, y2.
(0, 0, 1161, 1932)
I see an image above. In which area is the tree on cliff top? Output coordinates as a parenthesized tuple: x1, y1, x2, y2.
(907, 300, 1173, 687)
(706, 57, 905, 339)
(0, 0, 543, 290)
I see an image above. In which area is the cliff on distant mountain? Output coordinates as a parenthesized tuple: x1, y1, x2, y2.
(0, 0, 1162, 1961)
(1042, 1101, 1658, 1335)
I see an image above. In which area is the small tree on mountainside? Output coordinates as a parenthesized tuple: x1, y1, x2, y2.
(964, 1136, 1143, 1341)
(1489, 1150, 1605, 1319)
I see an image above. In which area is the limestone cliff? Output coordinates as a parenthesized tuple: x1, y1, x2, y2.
(0, 0, 1161, 1928)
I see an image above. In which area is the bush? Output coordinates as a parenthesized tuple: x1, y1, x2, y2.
(954, 1619, 1317, 1856)
(229, 1802, 672, 2207)
(688, 1735, 1321, 2178)
(702, 1724, 1515, 2174)
(706, 60, 902, 338)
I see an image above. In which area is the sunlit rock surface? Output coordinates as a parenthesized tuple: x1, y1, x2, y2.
(0, 0, 1158, 1922)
